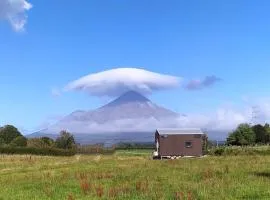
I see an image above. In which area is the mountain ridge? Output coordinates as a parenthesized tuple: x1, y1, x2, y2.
(27, 90, 184, 143)
(104, 90, 151, 107)
(58, 90, 179, 124)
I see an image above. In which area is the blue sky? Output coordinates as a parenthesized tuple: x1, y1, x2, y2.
(1, 0, 270, 133)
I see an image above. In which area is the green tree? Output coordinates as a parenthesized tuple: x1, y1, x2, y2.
(252, 124, 266, 144)
(55, 130, 75, 149)
(0, 125, 22, 144)
(41, 137, 55, 147)
(27, 137, 55, 148)
(227, 123, 255, 146)
(264, 123, 270, 144)
(0, 137, 6, 146)
(227, 132, 237, 145)
(202, 134, 208, 155)
(10, 136, 27, 147)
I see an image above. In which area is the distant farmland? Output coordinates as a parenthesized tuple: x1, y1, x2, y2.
(0, 151, 270, 199)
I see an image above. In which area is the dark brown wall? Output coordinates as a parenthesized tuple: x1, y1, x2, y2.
(156, 132, 202, 156)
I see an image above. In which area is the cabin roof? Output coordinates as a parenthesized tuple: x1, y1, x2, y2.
(156, 128, 203, 135)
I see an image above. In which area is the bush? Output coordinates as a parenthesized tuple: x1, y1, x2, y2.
(40, 137, 55, 147)
(209, 146, 270, 156)
(10, 136, 27, 147)
(0, 147, 76, 156)
(213, 147, 225, 156)
(27, 137, 55, 148)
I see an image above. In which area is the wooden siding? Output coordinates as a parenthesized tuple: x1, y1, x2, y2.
(155, 131, 202, 156)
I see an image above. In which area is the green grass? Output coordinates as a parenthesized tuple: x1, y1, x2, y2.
(114, 149, 153, 156)
(0, 151, 270, 200)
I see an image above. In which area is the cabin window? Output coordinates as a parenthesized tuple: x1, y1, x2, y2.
(193, 134, 201, 138)
(161, 135, 168, 138)
(185, 141, 192, 148)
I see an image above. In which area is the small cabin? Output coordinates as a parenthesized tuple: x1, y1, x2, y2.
(153, 128, 204, 159)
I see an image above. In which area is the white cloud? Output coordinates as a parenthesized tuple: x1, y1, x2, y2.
(207, 108, 251, 131)
(185, 75, 221, 90)
(171, 108, 250, 133)
(65, 68, 181, 97)
(238, 96, 270, 124)
(43, 106, 253, 140)
(0, 0, 32, 32)
(250, 99, 270, 124)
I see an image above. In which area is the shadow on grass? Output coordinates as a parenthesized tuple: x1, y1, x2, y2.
(253, 172, 270, 178)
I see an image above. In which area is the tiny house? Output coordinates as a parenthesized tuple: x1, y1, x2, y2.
(153, 128, 204, 159)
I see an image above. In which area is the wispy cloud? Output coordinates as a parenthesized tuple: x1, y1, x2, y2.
(185, 75, 221, 90)
(65, 67, 182, 97)
(51, 88, 61, 97)
(0, 0, 32, 32)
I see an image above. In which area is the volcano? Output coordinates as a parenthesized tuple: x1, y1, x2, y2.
(28, 91, 184, 144)
(60, 90, 179, 124)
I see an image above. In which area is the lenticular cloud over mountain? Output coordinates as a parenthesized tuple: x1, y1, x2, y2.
(32, 67, 252, 143)
(65, 68, 181, 97)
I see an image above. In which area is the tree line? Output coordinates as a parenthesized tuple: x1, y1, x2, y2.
(0, 124, 116, 156)
(227, 123, 270, 146)
(0, 125, 76, 150)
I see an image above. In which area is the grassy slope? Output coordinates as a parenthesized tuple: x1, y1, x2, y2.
(0, 151, 270, 200)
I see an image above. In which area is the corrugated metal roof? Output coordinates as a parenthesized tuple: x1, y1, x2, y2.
(156, 128, 203, 135)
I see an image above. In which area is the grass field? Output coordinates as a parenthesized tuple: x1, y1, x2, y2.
(0, 150, 270, 200)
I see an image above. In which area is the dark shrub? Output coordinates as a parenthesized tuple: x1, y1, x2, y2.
(10, 136, 27, 147)
(214, 147, 225, 156)
(0, 147, 76, 156)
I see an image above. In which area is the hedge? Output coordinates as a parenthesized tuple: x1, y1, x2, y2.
(76, 146, 115, 155)
(208, 146, 270, 156)
(0, 147, 76, 156)
(115, 146, 154, 150)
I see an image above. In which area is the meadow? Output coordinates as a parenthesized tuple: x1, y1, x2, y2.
(0, 150, 270, 200)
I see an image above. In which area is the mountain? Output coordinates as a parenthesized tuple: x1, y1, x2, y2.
(27, 91, 184, 144)
(60, 90, 179, 124)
